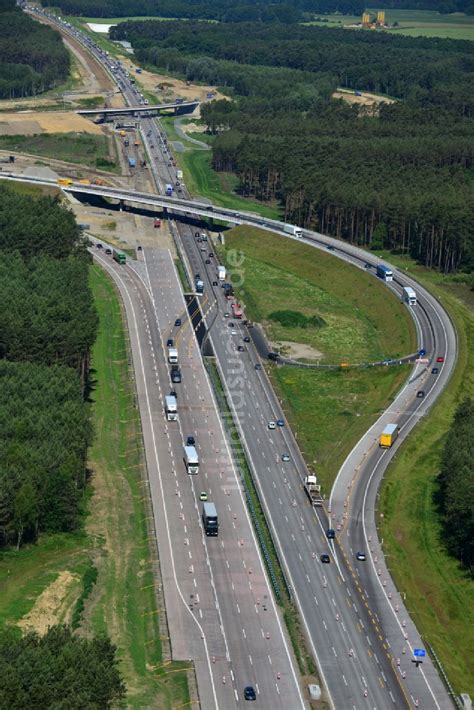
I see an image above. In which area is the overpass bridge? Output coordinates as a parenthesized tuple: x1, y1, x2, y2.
(76, 101, 200, 121)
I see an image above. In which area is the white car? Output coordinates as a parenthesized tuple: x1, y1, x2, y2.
(231, 330, 237, 335)
(268, 421, 276, 430)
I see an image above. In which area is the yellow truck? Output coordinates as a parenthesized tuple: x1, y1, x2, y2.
(57, 178, 73, 186)
(379, 423, 399, 448)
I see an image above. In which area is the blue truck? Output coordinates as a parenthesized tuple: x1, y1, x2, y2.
(376, 264, 393, 282)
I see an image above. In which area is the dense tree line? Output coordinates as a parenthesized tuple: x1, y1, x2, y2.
(43, 0, 364, 20)
(0, 625, 126, 707)
(437, 398, 474, 571)
(0, 187, 97, 548)
(0, 0, 69, 99)
(379, 0, 473, 14)
(115, 20, 474, 272)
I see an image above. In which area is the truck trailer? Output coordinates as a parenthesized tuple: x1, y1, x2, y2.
(217, 265, 226, 281)
(304, 475, 323, 506)
(165, 395, 177, 421)
(403, 286, 417, 305)
(202, 502, 218, 536)
(195, 279, 204, 295)
(184, 445, 199, 474)
(283, 224, 303, 238)
(379, 423, 399, 448)
(376, 264, 393, 282)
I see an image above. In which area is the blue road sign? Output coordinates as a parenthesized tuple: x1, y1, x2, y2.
(418, 349, 426, 357)
(413, 649, 426, 658)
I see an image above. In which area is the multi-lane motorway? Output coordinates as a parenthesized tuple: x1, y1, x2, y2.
(12, 8, 457, 708)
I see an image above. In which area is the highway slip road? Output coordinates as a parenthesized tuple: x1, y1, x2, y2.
(91, 245, 305, 710)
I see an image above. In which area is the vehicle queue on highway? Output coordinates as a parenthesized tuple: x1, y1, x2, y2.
(13, 8, 457, 709)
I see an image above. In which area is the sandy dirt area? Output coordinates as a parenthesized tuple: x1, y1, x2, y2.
(333, 89, 396, 106)
(274, 340, 323, 360)
(120, 56, 228, 107)
(0, 112, 104, 135)
(179, 121, 207, 135)
(18, 571, 81, 635)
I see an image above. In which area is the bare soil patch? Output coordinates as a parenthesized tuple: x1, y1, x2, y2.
(333, 89, 396, 107)
(274, 340, 324, 360)
(0, 112, 104, 135)
(18, 571, 81, 635)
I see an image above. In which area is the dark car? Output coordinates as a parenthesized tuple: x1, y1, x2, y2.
(365, 262, 371, 269)
(326, 245, 335, 251)
(326, 529, 335, 539)
(320, 554, 330, 564)
(96, 243, 103, 249)
(186, 436, 195, 446)
(268, 352, 279, 361)
(228, 322, 235, 328)
(244, 686, 256, 701)
(432, 367, 439, 375)
(137, 245, 142, 251)
(255, 363, 262, 370)
(416, 390, 425, 398)
(174, 318, 181, 327)
(244, 336, 250, 343)
(166, 339, 173, 347)
(205, 259, 211, 265)
(171, 368, 181, 383)
(105, 248, 112, 255)
(213, 280, 218, 286)
(195, 273, 201, 280)
(195, 232, 200, 238)
(277, 419, 284, 427)
(170, 389, 177, 399)
(208, 252, 214, 258)
(237, 345, 245, 352)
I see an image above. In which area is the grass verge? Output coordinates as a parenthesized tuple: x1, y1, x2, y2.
(160, 117, 281, 219)
(377, 258, 474, 696)
(175, 258, 191, 291)
(272, 365, 409, 494)
(221, 226, 415, 363)
(85, 264, 191, 708)
(205, 358, 316, 677)
(0, 133, 119, 173)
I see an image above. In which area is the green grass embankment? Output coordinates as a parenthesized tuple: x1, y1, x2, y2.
(0, 265, 190, 708)
(0, 133, 118, 173)
(220, 226, 414, 493)
(160, 117, 280, 219)
(376, 256, 474, 696)
(85, 265, 191, 708)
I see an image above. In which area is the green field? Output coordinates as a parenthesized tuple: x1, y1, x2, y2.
(272, 366, 408, 493)
(376, 257, 474, 696)
(221, 226, 414, 491)
(160, 117, 281, 219)
(0, 265, 190, 708)
(222, 226, 415, 362)
(307, 8, 474, 40)
(0, 133, 118, 172)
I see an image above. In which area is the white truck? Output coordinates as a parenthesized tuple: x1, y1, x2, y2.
(165, 395, 177, 421)
(168, 346, 178, 364)
(217, 265, 226, 281)
(176, 169, 183, 180)
(184, 445, 199, 474)
(283, 224, 303, 238)
(403, 286, 417, 305)
(304, 475, 323, 506)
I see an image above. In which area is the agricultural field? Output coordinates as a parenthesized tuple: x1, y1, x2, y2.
(309, 8, 474, 40)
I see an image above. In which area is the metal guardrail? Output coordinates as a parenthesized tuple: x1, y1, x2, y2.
(204, 358, 288, 604)
(426, 641, 462, 708)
